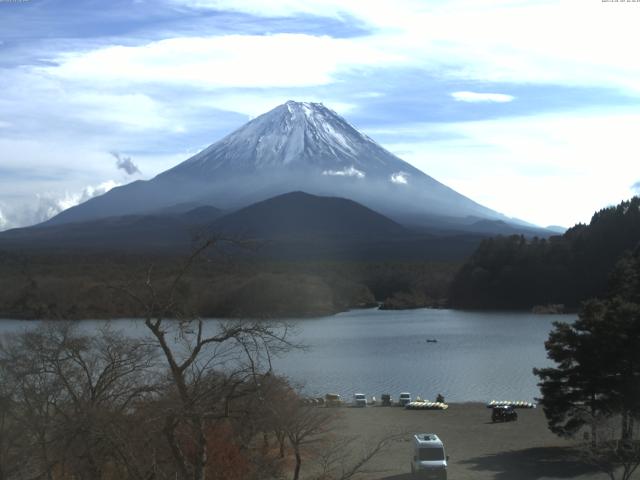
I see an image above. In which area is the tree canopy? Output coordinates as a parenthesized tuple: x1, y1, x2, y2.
(534, 249, 640, 443)
(452, 196, 640, 310)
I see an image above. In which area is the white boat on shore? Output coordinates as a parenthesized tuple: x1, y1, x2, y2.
(405, 401, 448, 410)
(487, 400, 536, 409)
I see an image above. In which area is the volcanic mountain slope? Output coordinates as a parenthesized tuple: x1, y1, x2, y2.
(211, 191, 407, 239)
(0, 192, 405, 250)
(46, 101, 510, 230)
(0, 206, 223, 252)
(0, 192, 485, 261)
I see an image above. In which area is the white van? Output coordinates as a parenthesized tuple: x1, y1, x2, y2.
(399, 392, 412, 406)
(353, 393, 367, 407)
(410, 433, 448, 479)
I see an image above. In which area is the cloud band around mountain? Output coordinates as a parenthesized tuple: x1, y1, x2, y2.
(0, 181, 119, 232)
(390, 172, 409, 184)
(322, 166, 365, 178)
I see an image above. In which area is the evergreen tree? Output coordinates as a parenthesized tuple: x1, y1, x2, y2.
(534, 250, 640, 444)
(452, 196, 640, 310)
(534, 300, 614, 440)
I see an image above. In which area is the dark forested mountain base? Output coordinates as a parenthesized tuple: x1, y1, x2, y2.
(0, 251, 460, 319)
(451, 197, 640, 310)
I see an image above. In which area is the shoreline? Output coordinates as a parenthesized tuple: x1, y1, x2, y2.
(0, 305, 578, 322)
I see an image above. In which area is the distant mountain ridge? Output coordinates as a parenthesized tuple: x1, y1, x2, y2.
(1, 191, 406, 250)
(211, 191, 406, 239)
(44, 101, 524, 232)
(0, 191, 486, 261)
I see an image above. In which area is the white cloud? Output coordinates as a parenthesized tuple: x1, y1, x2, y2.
(451, 91, 514, 103)
(71, 92, 174, 131)
(167, 0, 417, 23)
(167, 0, 640, 94)
(0, 137, 130, 181)
(390, 172, 409, 184)
(378, 108, 640, 227)
(3, 0, 640, 234)
(43, 0, 640, 102)
(35, 180, 120, 223)
(0, 180, 120, 231)
(44, 34, 403, 90)
(62, 180, 119, 210)
(354, 92, 384, 99)
(322, 166, 365, 178)
(0, 207, 7, 230)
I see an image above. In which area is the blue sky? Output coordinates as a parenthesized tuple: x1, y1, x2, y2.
(1, 0, 639, 230)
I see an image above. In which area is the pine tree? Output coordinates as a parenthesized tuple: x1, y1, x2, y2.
(534, 250, 640, 479)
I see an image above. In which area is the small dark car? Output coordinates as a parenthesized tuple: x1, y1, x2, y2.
(381, 394, 392, 406)
(492, 405, 518, 422)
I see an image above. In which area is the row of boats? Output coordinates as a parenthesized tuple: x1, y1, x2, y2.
(305, 396, 535, 409)
(486, 400, 537, 409)
(405, 401, 449, 410)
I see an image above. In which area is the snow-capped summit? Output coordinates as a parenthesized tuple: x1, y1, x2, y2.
(46, 101, 506, 227)
(167, 100, 412, 179)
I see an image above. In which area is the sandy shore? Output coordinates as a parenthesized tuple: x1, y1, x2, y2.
(321, 403, 609, 480)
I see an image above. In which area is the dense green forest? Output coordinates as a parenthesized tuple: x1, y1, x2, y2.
(4, 197, 638, 319)
(0, 249, 459, 319)
(451, 196, 640, 310)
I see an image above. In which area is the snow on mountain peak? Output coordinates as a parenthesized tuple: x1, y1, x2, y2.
(171, 100, 412, 178)
(46, 100, 505, 226)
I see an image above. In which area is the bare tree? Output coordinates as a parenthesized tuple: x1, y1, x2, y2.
(2, 238, 389, 480)
(0, 322, 159, 480)
(113, 238, 294, 480)
(581, 416, 640, 480)
(0, 381, 21, 480)
(284, 403, 336, 480)
(277, 395, 403, 480)
(259, 374, 297, 459)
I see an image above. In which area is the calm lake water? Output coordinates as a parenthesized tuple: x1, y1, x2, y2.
(0, 308, 575, 402)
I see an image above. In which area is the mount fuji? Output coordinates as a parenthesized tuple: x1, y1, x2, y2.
(47, 101, 516, 230)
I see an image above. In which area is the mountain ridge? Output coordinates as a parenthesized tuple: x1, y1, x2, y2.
(45, 101, 514, 231)
(209, 191, 407, 239)
(0, 191, 484, 261)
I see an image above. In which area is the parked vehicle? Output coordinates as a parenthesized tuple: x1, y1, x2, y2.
(325, 393, 342, 407)
(410, 433, 448, 479)
(399, 392, 412, 406)
(491, 405, 518, 422)
(353, 393, 367, 407)
(381, 393, 392, 406)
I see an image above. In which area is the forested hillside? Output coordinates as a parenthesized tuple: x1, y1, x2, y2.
(450, 197, 640, 310)
(0, 250, 459, 319)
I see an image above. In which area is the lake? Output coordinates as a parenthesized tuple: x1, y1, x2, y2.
(0, 308, 574, 402)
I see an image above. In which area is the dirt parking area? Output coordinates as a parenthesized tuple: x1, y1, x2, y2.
(326, 403, 610, 480)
